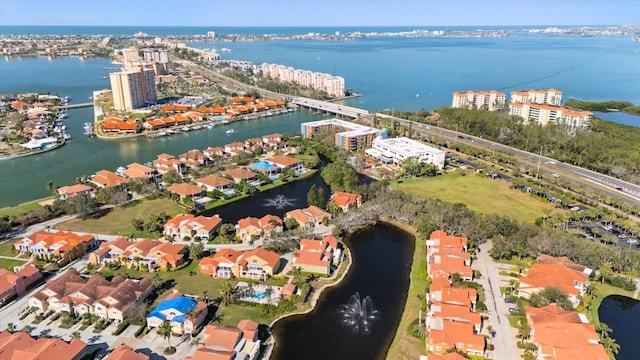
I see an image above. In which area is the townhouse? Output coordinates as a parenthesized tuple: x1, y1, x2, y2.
(426, 230, 473, 281)
(28, 270, 153, 322)
(89, 237, 187, 271)
(284, 206, 331, 229)
(147, 291, 208, 335)
(328, 191, 363, 212)
(203, 146, 225, 160)
(427, 319, 485, 356)
(518, 255, 592, 306)
(262, 133, 285, 151)
(235, 214, 283, 242)
(198, 248, 281, 280)
(0, 331, 87, 360)
(0, 264, 42, 304)
(163, 213, 223, 240)
(14, 230, 96, 260)
(224, 141, 247, 155)
(186, 319, 261, 360)
(293, 236, 340, 276)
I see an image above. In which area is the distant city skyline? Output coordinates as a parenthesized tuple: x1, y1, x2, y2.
(0, 0, 638, 27)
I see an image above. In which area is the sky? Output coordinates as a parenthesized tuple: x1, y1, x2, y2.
(0, 0, 638, 27)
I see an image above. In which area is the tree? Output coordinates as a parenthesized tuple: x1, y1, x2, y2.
(189, 336, 202, 349)
(5, 323, 15, 333)
(190, 242, 204, 259)
(518, 321, 531, 342)
(158, 321, 173, 349)
(70, 331, 81, 339)
(218, 223, 237, 243)
(284, 217, 299, 231)
(131, 218, 145, 231)
(162, 170, 182, 185)
(46, 181, 56, 195)
(600, 336, 620, 357)
(66, 195, 99, 219)
(220, 279, 236, 306)
(306, 184, 326, 208)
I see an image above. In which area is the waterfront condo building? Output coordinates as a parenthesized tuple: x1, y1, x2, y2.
(510, 88, 562, 106)
(451, 90, 506, 111)
(301, 119, 387, 151)
(259, 63, 345, 97)
(109, 68, 157, 111)
(365, 136, 446, 170)
(509, 102, 592, 128)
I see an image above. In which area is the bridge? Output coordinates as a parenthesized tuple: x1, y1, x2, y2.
(56, 102, 93, 109)
(291, 97, 369, 119)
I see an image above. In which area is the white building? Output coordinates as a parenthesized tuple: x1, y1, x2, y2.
(452, 90, 506, 111)
(259, 63, 345, 97)
(365, 137, 446, 170)
(509, 102, 592, 128)
(510, 88, 562, 106)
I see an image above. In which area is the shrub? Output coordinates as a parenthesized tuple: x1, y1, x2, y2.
(112, 320, 130, 335)
(135, 325, 148, 338)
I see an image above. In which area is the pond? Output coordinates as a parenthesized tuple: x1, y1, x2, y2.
(597, 294, 640, 360)
(270, 223, 415, 360)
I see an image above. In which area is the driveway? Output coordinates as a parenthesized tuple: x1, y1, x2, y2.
(474, 241, 521, 360)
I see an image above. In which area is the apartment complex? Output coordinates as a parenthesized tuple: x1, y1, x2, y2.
(451, 90, 506, 111)
(259, 63, 345, 97)
(365, 136, 446, 170)
(109, 68, 157, 111)
(186, 319, 261, 360)
(293, 236, 341, 276)
(198, 248, 281, 280)
(510, 88, 562, 106)
(0, 331, 86, 360)
(301, 119, 387, 151)
(509, 102, 592, 127)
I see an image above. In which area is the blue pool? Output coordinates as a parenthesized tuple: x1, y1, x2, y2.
(250, 161, 277, 172)
(252, 291, 268, 299)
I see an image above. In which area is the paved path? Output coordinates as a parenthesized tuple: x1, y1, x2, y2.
(474, 241, 520, 360)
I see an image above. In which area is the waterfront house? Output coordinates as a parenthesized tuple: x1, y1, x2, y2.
(90, 237, 186, 271)
(0, 264, 42, 305)
(249, 161, 281, 178)
(224, 141, 247, 155)
(146, 291, 208, 335)
(102, 115, 141, 134)
(203, 146, 225, 160)
(153, 153, 187, 176)
(236, 214, 283, 242)
(91, 169, 130, 189)
(195, 174, 234, 193)
(167, 183, 205, 200)
(281, 283, 297, 300)
(14, 230, 96, 260)
(183, 111, 205, 122)
(285, 206, 331, 229)
(57, 184, 95, 200)
(106, 344, 149, 360)
(262, 133, 284, 150)
(526, 305, 608, 360)
(268, 155, 304, 174)
(426, 354, 467, 360)
(427, 318, 485, 356)
(28, 270, 153, 322)
(179, 149, 210, 168)
(518, 255, 592, 306)
(122, 162, 159, 182)
(223, 167, 260, 185)
(187, 319, 261, 360)
(329, 191, 363, 212)
(163, 213, 223, 240)
(293, 236, 340, 276)
(198, 248, 281, 280)
(0, 331, 87, 360)
(245, 137, 264, 152)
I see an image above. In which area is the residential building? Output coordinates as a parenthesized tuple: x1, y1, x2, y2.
(428, 300, 482, 332)
(109, 68, 157, 111)
(57, 184, 94, 200)
(179, 150, 210, 168)
(198, 248, 281, 280)
(427, 277, 477, 310)
(519, 255, 592, 306)
(427, 318, 485, 356)
(91, 169, 130, 189)
(285, 206, 331, 229)
(223, 168, 259, 185)
(224, 141, 246, 155)
(426, 230, 473, 281)
(510, 88, 562, 106)
(14, 230, 96, 260)
(426, 353, 467, 360)
(28, 270, 153, 321)
(365, 136, 446, 170)
(260, 62, 345, 97)
(526, 305, 608, 360)
(167, 183, 205, 200)
(301, 119, 388, 151)
(509, 102, 592, 128)
(235, 214, 283, 242)
(451, 90, 506, 111)
(122, 162, 159, 181)
(249, 161, 281, 178)
(153, 153, 187, 176)
(186, 319, 261, 360)
(147, 292, 208, 335)
(294, 236, 340, 276)
(89, 237, 187, 271)
(262, 133, 285, 150)
(106, 344, 149, 360)
(0, 264, 42, 304)
(195, 174, 234, 193)
(163, 213, 222, 240)
(268, 155, 304, 173)
(203, 146, 225, 159)
(0, 331, 86, 360)
(329, 191, 363, 212)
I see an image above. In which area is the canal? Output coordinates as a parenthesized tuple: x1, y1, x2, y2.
(598, 295, 640, 360)
(270, 223, 415, 360)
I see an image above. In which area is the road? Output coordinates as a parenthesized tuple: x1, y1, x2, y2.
(474, 241, 521, 360)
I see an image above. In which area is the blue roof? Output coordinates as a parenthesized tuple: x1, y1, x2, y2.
(147, 295, 197, 323)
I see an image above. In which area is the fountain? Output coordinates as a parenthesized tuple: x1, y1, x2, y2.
(338, 292, 379, 334)
(264, 194, 296, 209)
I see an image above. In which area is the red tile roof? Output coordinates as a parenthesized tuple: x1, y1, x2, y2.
(167, 183, 204, 197)
(269, 155, 302, 167)
(106, 344, 149, 360)
(0, 331, 86, 360)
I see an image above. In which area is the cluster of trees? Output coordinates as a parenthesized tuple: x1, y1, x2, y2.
(565, 99, 640, 116)
(400, 158, 438, 178)
(306, 184, 326, 208)
(527, 287, 573, 310)
(131, 212, 172, 235)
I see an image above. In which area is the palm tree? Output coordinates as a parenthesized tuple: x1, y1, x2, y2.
(291, 266, 302, 284)
(597, 322, 613, 339)
(70, 331, 81, 339)
(5, 323, 15, 333)
(46, 180, 55, 195)
(158, 320, 173, 349)
(600, 336, 620, 357)
(220, 280, 236, 306)
(265, 286, 273, 304)
(189, 336, 202, 349)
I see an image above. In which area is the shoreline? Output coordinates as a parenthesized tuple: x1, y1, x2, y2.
(0, 140, 65, 161)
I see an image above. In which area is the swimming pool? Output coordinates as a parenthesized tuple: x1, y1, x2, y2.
(251, 291, 268, 299)
(250, 161, 277, 172)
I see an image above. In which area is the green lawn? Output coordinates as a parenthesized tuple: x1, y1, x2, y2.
(0, 196, 53, 218)
(58, 198, 184, 236)
(394, 171, 561, 223)
(0, 240, 19, 257)
(0, 258, 27, 270)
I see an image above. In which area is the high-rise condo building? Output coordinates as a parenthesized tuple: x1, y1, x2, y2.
(509, 102, 591, 128)
(510, 88, 562, 106)
(301, 119, 387, 151)
(109, 68, 157, 112)
(451, 90, 506, 111)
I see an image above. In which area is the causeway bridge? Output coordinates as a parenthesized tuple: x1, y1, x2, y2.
(291, 97, 370, 119)
(56, 102, 93, 109)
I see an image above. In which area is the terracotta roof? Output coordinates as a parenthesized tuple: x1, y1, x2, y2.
(240, 248, 280, 269)
(329, 191, 362, 207)
(0, 331, 86, 360)
(203, 325, 242, 351)
(428, 353, 468, 360)
(237, 319, 258, 340)
(237, 217, 260, 230)
(519, 262, 589, 296)
(123, 163, 156, 179)
(195, 175, 233, 188)
(259, 214, 282, 230)
(223, 168, 257, 181)
(304, 205, 330, 219)
(92, 170, 130, 188)
(212, 249, 243, 265)
(57, 184, 93, 196)
(167, 183, 204, 197)
(268, 155, 302, 167)
(107, 344, 149, 360)
(428, 319, 485, 353)
(185, 348, 235, 360)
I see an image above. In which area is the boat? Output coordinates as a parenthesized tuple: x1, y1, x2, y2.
(63, 133, 71, 140)
(416, 93, 420, 98)
(182, 126, 192, 132)
(265, 112, 273, 116)
(116, 166, 126, 174)
(226, 129, 235, 134)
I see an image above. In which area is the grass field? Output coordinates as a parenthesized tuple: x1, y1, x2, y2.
(0, 258, 27, 270)
(58, 198, 183, 236)
(0, 196, 53, 218)
(0, 240, 19, 257)
(394, 170, 560, 223)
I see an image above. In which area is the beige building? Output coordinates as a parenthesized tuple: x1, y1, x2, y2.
(509, 102, 592, 128)
(260, 63, 345, 97)
(109, 68, 157, 111)
(510, 88, 562, 106)
(451, 90, 506, 111)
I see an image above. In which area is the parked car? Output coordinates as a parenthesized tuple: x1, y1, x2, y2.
(508, 307, 519, 314)
(504, 298, 516, 304)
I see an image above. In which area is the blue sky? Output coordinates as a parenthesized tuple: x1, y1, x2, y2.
(1, 0, 638, 27)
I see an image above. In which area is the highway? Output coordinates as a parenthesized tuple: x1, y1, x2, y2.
(291, 97, 640, 207)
